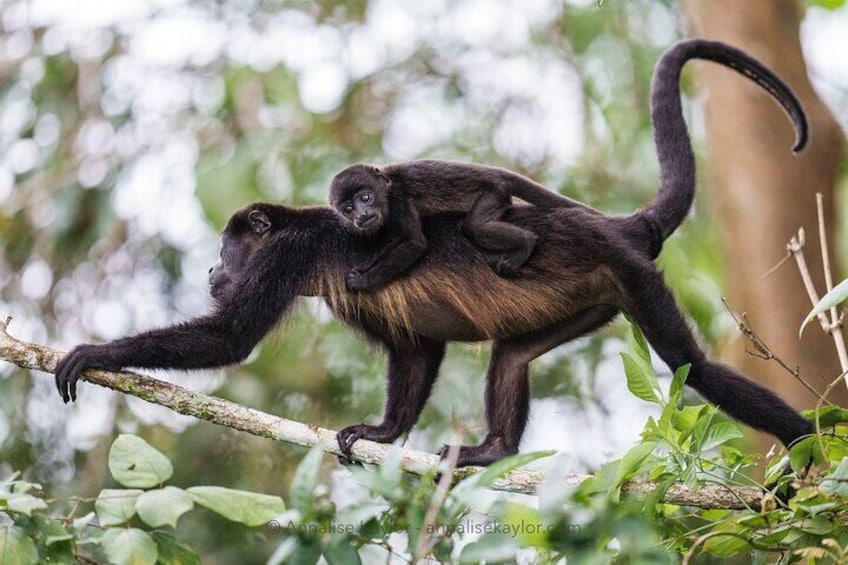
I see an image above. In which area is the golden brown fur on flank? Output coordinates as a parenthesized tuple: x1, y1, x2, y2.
(318, 206, 622, 344)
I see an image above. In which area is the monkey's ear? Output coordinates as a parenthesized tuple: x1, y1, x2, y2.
(371, 166, 391, 188)
(248, 210, 272, 234)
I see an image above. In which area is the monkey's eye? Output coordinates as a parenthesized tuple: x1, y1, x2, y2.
(360, 192, 372, 204)
(342, 204, 353, 215)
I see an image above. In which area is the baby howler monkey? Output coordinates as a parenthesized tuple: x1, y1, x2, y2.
(328, 161, 591, 291)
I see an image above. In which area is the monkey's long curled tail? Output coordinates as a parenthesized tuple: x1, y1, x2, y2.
(643, 39, 808, 240)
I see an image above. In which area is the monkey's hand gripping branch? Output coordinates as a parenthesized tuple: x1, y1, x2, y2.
(0, 316, 764, 510)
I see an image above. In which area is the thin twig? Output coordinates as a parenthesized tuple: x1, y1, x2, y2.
(413, 443, 460, 563)
(762, 251, 792, 279)
(814, 369, 848, 464)
(815, 193, 848, 373)
(787, 229, 831, 333)
(722, 300, 829, 403)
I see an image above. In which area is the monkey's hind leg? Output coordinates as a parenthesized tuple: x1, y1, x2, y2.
(440, 305, 620, 467)
(463, 191, 538, 278)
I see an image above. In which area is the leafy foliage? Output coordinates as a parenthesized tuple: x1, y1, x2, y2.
(4, 325, 848, 563)
(1, 435, 284, 564)
(258, 324, 848, 563)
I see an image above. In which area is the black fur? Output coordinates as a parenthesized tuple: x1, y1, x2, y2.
(328, 160, 592, 290)
(646, 40, 806, 239)
(54, 40, 812, 469)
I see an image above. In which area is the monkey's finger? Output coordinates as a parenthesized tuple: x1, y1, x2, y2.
(69, 355, 90, 403)
(341, 433, 356, 457)
(55, 358, 66, 398)
(336, 431, 351, 457)
(61, 360, 77, 403)
(64, 355, 86, 403)
(339, 429, 362, 458)
(56, 353, 75, 402)
(69, 369, 78, 402)
(336, 455, 360, 467)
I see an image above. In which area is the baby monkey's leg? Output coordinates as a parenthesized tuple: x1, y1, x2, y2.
(463, 191, 538, 278)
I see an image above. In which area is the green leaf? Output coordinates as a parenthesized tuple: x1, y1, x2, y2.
(101, 528, 157, 565)
(499, 502, 549, 548)
(789, 437, 822, 475)
(108, 435, 173, 488)
(286, 538, 321, 565)
(627, 317, 652, 366)
(323, 537, 362, 565)
(700, 422, 743, 451)
(334, 501, 385, 530)
(152, 531, 201, 565)
(820, 456, 848, 497)
(690, 407, 716, 448)
(136, 486, 194, 529)
(702, 532, 750, 558)
(459, 532, 519, 564)
(72, 511, 95, 534)
(803, 406, 848, 428)
(621, 353, 660, 404)
(796, 502, 839, 517)
(642, 477, 675, 519)
(674, 405, 709, 440)
(5, 493, 48, 516)
(343, 447, 403, 500)
(800, 278, 848, 336)
(779, 528, 805, 545)
(268, 537, 299, 565)
(405, 501, 427, 553)
(669, 363, 690, 404)
(612, 441, 658, 498)
(45, 533, 74, 546)
(472, 451, 553, 487)
(0, 525, 38, 565)
(0, 472, 21, 490)
(807, 0, 846, 10)
(448, 452, 551, 518)
(187, 486, 285, 527)
(290, 447, 324, 516)
(95, 489, 143, 526)
(798, 516, 834, 535)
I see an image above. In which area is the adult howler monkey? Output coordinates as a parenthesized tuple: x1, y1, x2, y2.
(55, 40, 812, 468)
(329, 161, 590, 290)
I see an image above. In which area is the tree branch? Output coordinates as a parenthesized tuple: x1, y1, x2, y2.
(0, 316, 766, 510)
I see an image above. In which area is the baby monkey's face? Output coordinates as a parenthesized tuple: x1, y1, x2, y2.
(330, 165, 391, 234)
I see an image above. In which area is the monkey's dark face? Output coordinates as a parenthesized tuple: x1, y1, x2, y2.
(208, 208, 272, 300)
(329, 165, 390, 234)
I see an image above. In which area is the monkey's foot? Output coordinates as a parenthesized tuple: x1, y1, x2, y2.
(485, 254, 524, 279)
(437, 439, 517, 468)
(336, 423, 402, 460)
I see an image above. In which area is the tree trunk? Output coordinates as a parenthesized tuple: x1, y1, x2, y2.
(680, 0, 848, 454)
